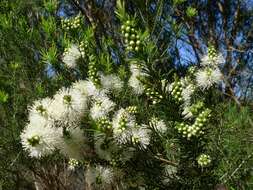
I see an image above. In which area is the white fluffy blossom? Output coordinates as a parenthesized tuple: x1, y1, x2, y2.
(85, 165, 114, 189)
(181, 84, 195, 105)
(182, 106, 193, 119)
(28, 98, 52, 126)
(90, 95, 115, 120)
(149, 117, 167, 133)
(94, 134, 112, 161)
(48, 87, 88, 122)
(128, 64, 146, 95)
(73, 79, 108, 98)
(99, 73, 123, 92)
(72, 80, 89, 96)
(59, 127, 88, 160)
(200, 53, 225, 68)
(196, 68, 222, 90)
(112, 108, 136, 144)
(130, 126, 151, 149)
(21, 120, 62, 158)
(62, 44, 82, 68)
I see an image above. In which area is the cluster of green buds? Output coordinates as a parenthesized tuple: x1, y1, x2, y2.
(61, 14, 82, 30)
(121, 20, 141, 52)
(189, 101, 204, 116)
(168, 81, 183, 103)
(109, 158, 119, 167)
(144, 86, 163, 105)
(27, 135, 40, 147)
(197, 154, 211, 167)
(126, 106, 138, 114)
(79, 41, 89, 57)
(109, 154, 122, 167)
(188, 66, 197, 77)
(68, 158, 80, 170)
(175, 123, 191, 138)
(208, 44, 217, 60)
(191, 108, 211, 130)
(97, 117, 112, 130)
(176, 108, 211, 139)
(88, 55, 100, 85)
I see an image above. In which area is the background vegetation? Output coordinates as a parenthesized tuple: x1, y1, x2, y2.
(0, 0, 253, 189)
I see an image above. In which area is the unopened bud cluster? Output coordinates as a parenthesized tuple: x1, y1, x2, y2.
(97, 117, 112, 129)
(144, 86, 163, 105)
(197, 154, 211, 167)
(121, 20, 141, 52)
(68, 158, 79, 170)
(88, 55, 100, 85)
(188, 66, 197, 76)
(176, 108, 211, 139)
(109, 157, 120, 167)
(118, 116, 127, 132)
(126, 106, 138, 114)
(79, 41, 89, 57)
(189, 101, 204, 116)
(61, 14, 82, 30)
(208, 45, 217, 60)
(169, 81, 183, 103)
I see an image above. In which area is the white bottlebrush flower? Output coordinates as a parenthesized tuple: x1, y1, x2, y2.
(162, 165, 178, 185)
(21, 120, 62, 158)
(48, 87, 88, 122)
(72, 80, 90, 96)
(200, 53, 225, 67)
(181, 84, 195, 105)
(130, 126, 151, 149)
(99, 73, 123, 92)
(59, 127, 88, 160)
(62, 44, 82, 68)
(94, 134, 113, 161)
(28, 98, 52, 126)
(85, 165, 114, 189)
(196, 68, 222, 90)
(128, 64, 146, 95)
(90, 95, 115, 120)
(95, 165, 114, 186)
(129, 75, 145, 95)
(73, 79, 108, 98)
(85, 166, 97, 187)
(182, 105, 193, 119)
(112, 108, 136, 144)
(28, 98, 52, 119)
(149, 117, 167, 133)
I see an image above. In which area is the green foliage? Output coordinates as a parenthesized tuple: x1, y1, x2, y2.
(40, 43, 58, 65)
(186, 7, 198, 18)
(43, 0, 58, 13)
(115, 0, 129, 22)
(210, 104, 253, 188)
(0, 90, 8, 103)
(173, 0, 186, 5)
